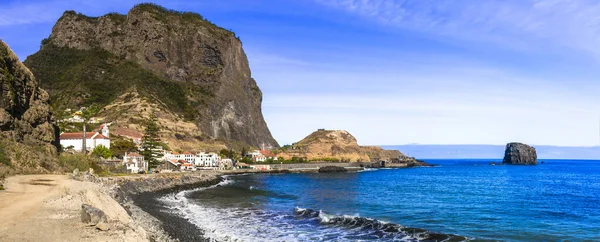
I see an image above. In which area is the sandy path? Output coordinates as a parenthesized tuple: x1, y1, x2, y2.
(0, 175, 147, 242)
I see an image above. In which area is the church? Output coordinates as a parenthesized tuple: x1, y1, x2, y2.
(59, 124, 111, 152)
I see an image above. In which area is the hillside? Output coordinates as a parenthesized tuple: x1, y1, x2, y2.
(278, 129, 408, 162)
(0, 40, 60, 177)
(24, 3, 278, 151)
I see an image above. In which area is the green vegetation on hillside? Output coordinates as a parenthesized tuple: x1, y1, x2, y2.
(24, 44, 209, 120)
(130, 3, 237, 40)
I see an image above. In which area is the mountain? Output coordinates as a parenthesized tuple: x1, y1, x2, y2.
(24, 3, 278, 151)
(383, 144, 600, 160)
(278, 129, 409, 162)
(0, 40, 60, 175)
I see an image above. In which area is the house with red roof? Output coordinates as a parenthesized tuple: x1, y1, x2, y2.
(59, 131, 110, 152)
(123, 152, 147, 173)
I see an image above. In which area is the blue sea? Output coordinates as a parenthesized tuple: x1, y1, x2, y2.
(161, 159, 600, 241)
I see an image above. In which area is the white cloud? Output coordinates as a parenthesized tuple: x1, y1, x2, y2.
(315, 0, 600, 56)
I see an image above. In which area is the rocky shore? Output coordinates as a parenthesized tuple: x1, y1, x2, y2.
(100, 172, 223, 241)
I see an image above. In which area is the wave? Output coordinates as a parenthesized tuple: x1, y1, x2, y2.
(358, 168, 379, 172)
(294, 207, 469, 241)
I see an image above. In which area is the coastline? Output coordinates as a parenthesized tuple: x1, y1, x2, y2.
(0, 165, 434, 242)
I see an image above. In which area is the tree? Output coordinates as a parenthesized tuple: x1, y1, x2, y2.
(91, 145, 113, 159)
(110, 138, 138, 158)
(141, 114, 163, 168)
(219, 149, 235, 159)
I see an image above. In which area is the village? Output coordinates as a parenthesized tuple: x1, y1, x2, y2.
(58, 122, 279, 174)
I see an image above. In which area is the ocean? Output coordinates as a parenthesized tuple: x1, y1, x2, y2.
(160, 159, 600, 241)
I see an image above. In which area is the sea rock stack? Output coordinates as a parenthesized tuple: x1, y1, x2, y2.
(502, 142, 537, 165)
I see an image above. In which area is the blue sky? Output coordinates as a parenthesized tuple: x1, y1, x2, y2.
(2, 0, 600, 146)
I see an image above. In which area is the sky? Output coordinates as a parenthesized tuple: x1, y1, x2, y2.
(2, 0, 600, 147)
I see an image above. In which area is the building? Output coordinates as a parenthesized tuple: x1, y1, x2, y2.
(112, 128, 143, 145)
(60, 132, 110, 152)
(195, 152, 220, 167)
(123, 152, 147, 173)
(220, 158, 234, 170)
(163, 151, 195, 164)
(260, 150, 279, 161)
(250, 164, 271, 170)
(247, 150, 267, 162)
(180, 163, 195, 171)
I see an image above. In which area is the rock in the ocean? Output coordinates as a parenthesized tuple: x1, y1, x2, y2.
(81, 204, 107, 226)
(502, 142, 537, 165)
(318, 166, 347, 173)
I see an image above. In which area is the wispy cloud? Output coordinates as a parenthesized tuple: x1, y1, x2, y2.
(315, 0, 600, 56)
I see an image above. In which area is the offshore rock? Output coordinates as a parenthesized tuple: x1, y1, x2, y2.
(502, 142, 537, 165)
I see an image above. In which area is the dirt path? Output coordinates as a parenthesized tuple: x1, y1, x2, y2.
(0, 175, 147, 242)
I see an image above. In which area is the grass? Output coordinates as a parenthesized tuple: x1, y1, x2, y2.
(24, 44, 210, 119)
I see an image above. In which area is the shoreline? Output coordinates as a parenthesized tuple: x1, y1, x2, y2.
(0, 165, 436, 241)
(116, 166, 459, 242)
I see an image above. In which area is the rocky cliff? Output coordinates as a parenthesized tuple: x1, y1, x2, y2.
(502, 142, 537, 165)
(0, 40, 60, 174)
(24, 3, 277, 150)
(278, 129, 408, 162)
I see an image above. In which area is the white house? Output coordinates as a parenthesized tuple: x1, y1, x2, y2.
(247, 150, 267, 162)
(220, 158, 234, 170)
(123, 152, 147, 173)
(195, 152, 220, 167)
(60, 132, 110, 152)
(163, 151, 195, 164)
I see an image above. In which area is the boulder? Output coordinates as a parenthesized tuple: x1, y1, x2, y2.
(81, 204, 107, 226)
(502, 142, 537, 165)
(95, 221, 110, 231)
(318, 166, 347, 173)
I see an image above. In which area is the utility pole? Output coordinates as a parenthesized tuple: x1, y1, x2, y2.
(82, 123, 87, 154)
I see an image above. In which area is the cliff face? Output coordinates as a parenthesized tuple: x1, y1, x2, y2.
(502, 142, 537, 165)
(0, 40, 60, 174)
(0, 40, 59, 147)
(278, 129, 406, 162)
(24, 4, 277, 149)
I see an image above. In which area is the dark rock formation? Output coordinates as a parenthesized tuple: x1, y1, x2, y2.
(318, 166, 347, 173)
(0, 40, 59, 149)
(0, 40, 59, 175)
(24, 3, 277, 148)
(81, 204, 108, 225)
(502, 142, 537, 165)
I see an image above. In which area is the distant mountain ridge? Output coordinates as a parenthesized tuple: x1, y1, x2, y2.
(382, 144, 600, 160)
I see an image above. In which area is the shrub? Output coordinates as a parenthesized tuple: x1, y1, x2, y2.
(59, 153, 103, 173)
(92, 145, 113, 159)
(0, 143, 11, 167)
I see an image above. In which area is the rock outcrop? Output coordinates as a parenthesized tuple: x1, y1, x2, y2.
(0, 40, 59, 148)
(502, 142, 537, 165)
(24, 3, 277, 149)
(318, 166, 347, 173)
(0, 40, 59, 175)
(278, 129, 411, 162)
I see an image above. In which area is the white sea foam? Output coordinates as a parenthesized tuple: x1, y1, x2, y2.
(358, 168, 379, 172)
(158, 178, 458, 242)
